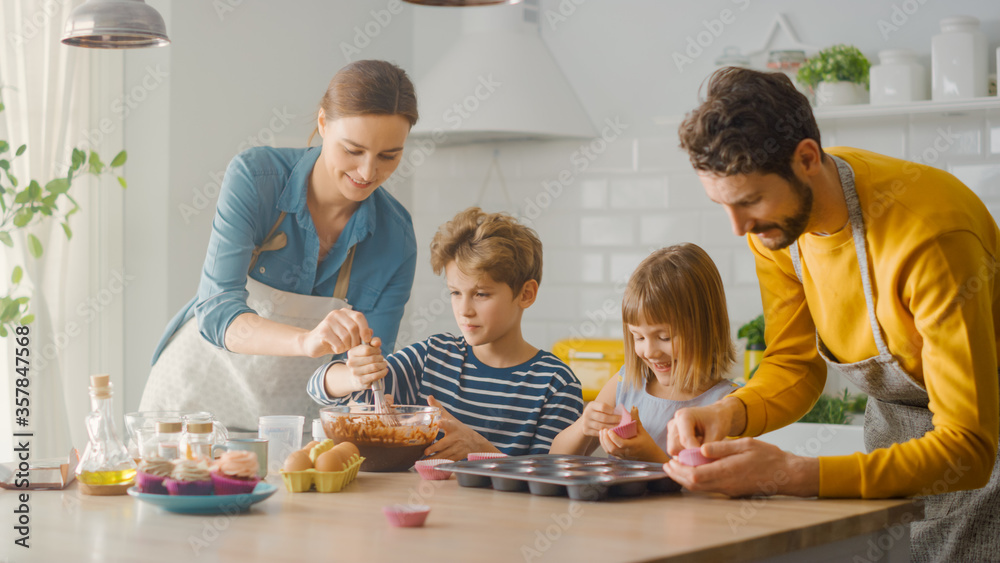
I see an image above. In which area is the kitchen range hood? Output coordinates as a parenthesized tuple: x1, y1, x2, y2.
(411, 3, 596, 144)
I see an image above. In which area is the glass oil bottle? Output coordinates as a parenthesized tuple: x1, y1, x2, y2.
(76, 374, 137, 495)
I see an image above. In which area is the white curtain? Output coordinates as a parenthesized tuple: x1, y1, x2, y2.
(0, 0, 123, 462)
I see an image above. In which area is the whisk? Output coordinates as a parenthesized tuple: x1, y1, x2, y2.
(368, 338, 398, 426)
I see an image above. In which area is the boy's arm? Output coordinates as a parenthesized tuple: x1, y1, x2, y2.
(306, 339, 428, 406)
(528, 368, 586, 455)
(550, 374, 618, 456)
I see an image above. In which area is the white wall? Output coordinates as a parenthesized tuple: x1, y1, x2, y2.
(122, 0, 415, 410)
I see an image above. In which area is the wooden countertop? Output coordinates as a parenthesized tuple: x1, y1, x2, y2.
(2, 472, 921, 563)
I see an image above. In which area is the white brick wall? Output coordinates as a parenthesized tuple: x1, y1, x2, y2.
(395, 113, 1000, 389)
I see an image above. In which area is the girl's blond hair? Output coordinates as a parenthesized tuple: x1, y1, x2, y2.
(621, 244, 735, 394)
(429, 207, 542, 292)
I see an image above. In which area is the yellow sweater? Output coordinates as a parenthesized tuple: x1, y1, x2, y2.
(736, 147, 1000, 498)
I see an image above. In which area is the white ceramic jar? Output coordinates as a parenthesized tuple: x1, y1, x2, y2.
(931, 15, 987, 101)
(870, 50, 928, 105)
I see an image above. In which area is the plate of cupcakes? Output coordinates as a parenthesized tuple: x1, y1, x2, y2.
(127, 451, 277, 514)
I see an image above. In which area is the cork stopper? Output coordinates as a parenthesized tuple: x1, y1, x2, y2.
(89, 374, 112, 399)
(156, 421, 182, 434)
(186, 422, 214, 434)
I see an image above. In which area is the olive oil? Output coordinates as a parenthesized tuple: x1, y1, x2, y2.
(77, 468, 137, 486)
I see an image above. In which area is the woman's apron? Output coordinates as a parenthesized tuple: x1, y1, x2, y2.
(789, 156, 1000, 562)
(140, 212, 356, 432)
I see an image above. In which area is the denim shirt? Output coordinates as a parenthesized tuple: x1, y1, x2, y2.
(151, 146, 417, 364)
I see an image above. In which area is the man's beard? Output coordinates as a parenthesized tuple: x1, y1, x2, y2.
(753, 175, 813, 250)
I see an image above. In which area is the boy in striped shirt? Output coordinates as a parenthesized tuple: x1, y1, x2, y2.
(307, 207, 584, 459)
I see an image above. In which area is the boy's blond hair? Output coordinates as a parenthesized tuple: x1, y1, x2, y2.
(430, 207, 542, 292)
(621, 244, 735, 394)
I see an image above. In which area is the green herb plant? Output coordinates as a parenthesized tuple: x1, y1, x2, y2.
(737, 314, 766, 348)
(0, 95, 126, 336)
(796, 44, 871, 89)
(799, 388, 868, 425)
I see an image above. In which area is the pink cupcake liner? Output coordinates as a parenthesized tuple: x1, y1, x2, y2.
(164, 478, 214, 496)
(611, 421, 637, 439)
(383, 504, 430, 528)
(414, 459, 453, 480)
(467, 453, 507, 461)
(676, 448, 712, 467)
(210, 471, 260, 495)
(136, 471, 169, 495)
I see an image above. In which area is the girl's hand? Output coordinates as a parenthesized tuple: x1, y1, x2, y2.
(422, 396, 498, 461)
(598, 408, 669, 463)
(300, 309, 371, 357)
(344, 337, 388, 393)
(579, 400, 620, 437)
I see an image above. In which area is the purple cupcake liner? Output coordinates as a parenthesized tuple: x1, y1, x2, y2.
(136, 471, 169, 495)
(611, 421, 637, 439)
(467, 453, 507, 461)
(164, 478, 214, 496)
(210, 471, 260, 495)
(677, 447, 712, 467)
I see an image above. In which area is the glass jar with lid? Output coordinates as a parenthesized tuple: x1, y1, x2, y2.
(767, 50, 809, 96)
(155, 420, 183, 460)
(180, 421, 215, 461)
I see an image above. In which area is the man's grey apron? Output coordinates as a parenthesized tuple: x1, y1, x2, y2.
(789, 156, 1000, 562)
(140, 212, 356, 432)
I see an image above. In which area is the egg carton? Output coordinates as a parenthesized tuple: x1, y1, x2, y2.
(279, 455, 364, 493)
(442, 455, 681, 501)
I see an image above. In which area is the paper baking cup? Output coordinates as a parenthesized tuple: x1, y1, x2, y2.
(467, 453, 507, 461)
(611, 421, 637, 439)
(164, 478, 213, 496)
(414, 459, 454, 480)
(210, 472, 260, 495)
(676, 448, 712, 467)
(136, 471, 169, 495)
(383, 504, 430, 528)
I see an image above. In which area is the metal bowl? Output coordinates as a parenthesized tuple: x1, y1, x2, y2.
(319, 405, 440, 472)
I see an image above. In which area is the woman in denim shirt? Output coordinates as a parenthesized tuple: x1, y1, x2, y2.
(139, 60, 419, 431)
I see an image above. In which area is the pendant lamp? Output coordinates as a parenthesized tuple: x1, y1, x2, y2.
(61, 0, 169, 49)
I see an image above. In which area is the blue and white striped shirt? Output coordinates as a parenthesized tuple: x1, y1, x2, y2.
(307, 333, 584, 455)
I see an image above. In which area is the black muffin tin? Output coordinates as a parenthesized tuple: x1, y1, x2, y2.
(442, 455, 681, 501)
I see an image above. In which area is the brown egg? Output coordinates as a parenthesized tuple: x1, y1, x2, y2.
(302, 440, 320, 452)
(315, 448, 346, 472)
(283, 450, 313, 472)
(333, 441, 359, 462)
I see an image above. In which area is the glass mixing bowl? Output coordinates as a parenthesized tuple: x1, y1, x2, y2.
(319, 405, 440, 472)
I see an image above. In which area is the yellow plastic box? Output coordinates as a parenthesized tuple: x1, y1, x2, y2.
(552, 339, 625, 401)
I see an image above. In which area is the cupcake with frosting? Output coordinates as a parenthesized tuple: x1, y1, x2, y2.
(164, 459, 213, 496)
(210, 451, 260, 495)
(136, 456, 174, 495)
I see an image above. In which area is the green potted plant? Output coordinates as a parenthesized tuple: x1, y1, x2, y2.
(796, 44, 871, 107)
(0, 94, 126, 337)
(737, 314, 766, 380)
(800, 388, 868, 425)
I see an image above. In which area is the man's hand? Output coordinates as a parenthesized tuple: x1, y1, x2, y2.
(663, 438, 819, 497)
(598, 407, 669, 463)
(666, 396, 748, 455)
(422, 396, 499, 461)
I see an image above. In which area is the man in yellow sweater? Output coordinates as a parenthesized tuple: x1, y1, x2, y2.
(666, 66, 1000, 562)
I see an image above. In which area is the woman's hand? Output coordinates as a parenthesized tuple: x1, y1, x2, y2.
(299, 309, 371, 358)
(598, 408, 669, 463)
(663, 438, 819, 497)
(422, 396, 498, 461)
(343, 337, 388, 393)
(579, 400, 621, 437)
(666, 397, 747, 455)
